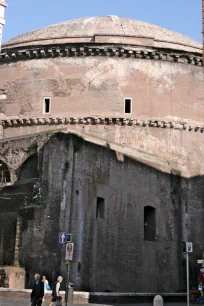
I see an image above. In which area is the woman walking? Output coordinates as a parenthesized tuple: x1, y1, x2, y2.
(49, 276, 63, 306)
(42, 276, 50, 302)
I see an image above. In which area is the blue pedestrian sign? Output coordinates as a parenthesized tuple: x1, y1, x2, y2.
(59, 232, 67, 244)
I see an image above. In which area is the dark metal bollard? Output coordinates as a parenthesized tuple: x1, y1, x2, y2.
(67, 282, 74, 304)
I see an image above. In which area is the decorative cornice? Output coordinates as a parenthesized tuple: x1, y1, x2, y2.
(0, 45, 202, 66)
(1, 116, 204, 133)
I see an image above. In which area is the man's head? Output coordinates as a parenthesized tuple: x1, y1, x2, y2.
(34, 274, 40, 281)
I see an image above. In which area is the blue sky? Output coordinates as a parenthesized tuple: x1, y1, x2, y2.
(3, 0, 202, 43)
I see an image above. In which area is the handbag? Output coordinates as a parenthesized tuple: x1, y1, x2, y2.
(46, 284, 51, 290)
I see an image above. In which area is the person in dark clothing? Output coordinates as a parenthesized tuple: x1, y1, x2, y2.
(31, 274, 44, 306)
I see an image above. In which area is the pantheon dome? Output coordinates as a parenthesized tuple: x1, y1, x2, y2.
(3, 15, 202, 53)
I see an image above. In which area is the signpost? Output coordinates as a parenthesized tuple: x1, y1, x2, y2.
(67, 233, 72, 243)
(183, 242, 193, 306)
(59, 232, 67, 244)
(59, 233, 74, 305)
(65, 243, 74, 261)
(65, 242, 74, 306)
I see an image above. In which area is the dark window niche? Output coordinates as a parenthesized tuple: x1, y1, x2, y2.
(44, 98, 51, 114)
(96, 197, 105, 219)
(144, 206, 156, 241)
(125, 98, 132, 114)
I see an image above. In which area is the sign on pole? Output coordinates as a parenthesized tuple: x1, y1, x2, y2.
(186, 242, 193, 253)
(59, 232, 67, 244)
(183, 242, 193, 253)
(65, 243, 74, 261)
(67, 234, 72, 242)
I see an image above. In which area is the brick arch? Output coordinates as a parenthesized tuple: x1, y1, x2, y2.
(70, 62, 114, 98)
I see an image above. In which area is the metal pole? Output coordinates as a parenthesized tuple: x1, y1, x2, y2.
(186, 252, 190, 306)
(65, 263, 70, 306)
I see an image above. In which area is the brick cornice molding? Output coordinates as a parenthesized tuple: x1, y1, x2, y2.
(1, 116, 204, 133)
(0, 45, 202, 66)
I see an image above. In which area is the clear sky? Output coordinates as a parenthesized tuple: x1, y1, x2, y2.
(3, 0, 202, 43)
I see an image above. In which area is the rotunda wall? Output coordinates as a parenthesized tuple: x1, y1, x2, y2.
(0, 57, 203, 121)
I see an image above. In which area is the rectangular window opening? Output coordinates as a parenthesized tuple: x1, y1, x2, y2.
(144, 206, 156, 241)
(96, 197, 105, 219)
(124, 98, 132, 114)
(44, 98, 51, 114)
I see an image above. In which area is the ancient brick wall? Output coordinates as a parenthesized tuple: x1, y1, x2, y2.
(0, 133, 203, 292)
(0, 57, 204, 122)
(10, 134, 182, 292)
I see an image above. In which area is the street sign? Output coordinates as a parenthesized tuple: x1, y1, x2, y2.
(183, 242, 193, 253)
(197, 259, 204, 267)
(59, 232, 67, 244)
(186, 242, 193, 253)
(65, 243, 74, 261)
(67, 234, 72, 242)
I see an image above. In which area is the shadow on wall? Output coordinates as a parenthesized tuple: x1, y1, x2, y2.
(17, 154, 39, 182)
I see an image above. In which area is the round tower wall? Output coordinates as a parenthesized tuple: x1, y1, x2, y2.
(0, 57, 203, 121)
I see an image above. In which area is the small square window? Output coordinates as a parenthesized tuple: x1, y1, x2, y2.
(124, 98, 132, 114)
(43, 98, 51, 114)
(96, 197, 105, 219)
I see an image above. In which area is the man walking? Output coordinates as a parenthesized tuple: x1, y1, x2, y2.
(31, 274, 44, 306)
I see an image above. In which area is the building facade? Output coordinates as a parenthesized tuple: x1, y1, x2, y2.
(0, 16, 203, 292)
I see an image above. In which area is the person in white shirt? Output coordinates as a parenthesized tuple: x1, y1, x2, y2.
(42, 276, 50, 301)
(49, 276, 63, 306)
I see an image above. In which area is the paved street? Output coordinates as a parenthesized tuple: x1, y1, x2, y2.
(0, 301, 189, 306)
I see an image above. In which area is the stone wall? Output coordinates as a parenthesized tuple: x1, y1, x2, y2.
(0, 133, 203, 292)
(0, 56, 203, 121)
(0, 133, 184, 292)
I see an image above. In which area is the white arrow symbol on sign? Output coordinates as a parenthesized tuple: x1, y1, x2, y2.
(61, 233, 66, 243)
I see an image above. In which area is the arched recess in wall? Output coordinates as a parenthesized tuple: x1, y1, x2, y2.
(0, 160, 10, 184)
(18, 154, 39, 181)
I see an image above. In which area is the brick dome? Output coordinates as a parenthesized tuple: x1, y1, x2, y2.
(3, 16, 202, 53)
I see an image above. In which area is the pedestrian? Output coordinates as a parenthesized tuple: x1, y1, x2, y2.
(31, 273, 44, 306)
(49, 276, 63, 306)
(42, 275, 51, 301)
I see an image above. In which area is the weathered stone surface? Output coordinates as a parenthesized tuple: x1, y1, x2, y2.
(0, 134, 188, 292)
(0, 54, 204, 177)
(0, 15, 203, 295)
(0, 266, 25, 289)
